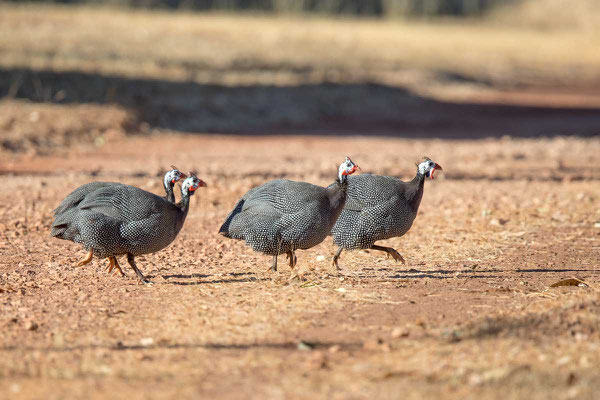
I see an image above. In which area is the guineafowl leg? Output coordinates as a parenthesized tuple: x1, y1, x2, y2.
(75, 249, 93, 267)
(126, 253, 151, 284)
(371, 245, 406, 264)
(106, 256, 125, 277)
(331, 247, 343, 271)
(269, 237, 284, 272)
(269, 255, 278, 272)
(286, 250, 297, 268)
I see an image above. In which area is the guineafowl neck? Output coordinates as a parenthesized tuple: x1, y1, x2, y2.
(328, 179, 348, 211)
(405, 173, 425, 213)
(177, 192, 192, 215)
(165, 183, 175, 203)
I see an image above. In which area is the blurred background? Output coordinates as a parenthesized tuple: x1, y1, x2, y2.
(0, 0, 598, 156)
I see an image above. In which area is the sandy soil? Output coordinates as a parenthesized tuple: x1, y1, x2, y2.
(1, 128, 599, 399)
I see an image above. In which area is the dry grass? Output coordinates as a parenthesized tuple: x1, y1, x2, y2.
(491, 0, 600, 32)
(1, 3, 599, 91)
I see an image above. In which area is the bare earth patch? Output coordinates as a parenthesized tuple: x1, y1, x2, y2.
(1, 131, 599, 399)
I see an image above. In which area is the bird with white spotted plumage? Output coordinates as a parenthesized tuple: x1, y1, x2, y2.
(51, 171, 206, 284)
(330, 157, 442, 270)
(219, 157, 359, 274)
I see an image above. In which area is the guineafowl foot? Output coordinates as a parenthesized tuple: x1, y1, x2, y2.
(126, 254, 152, 284)
(371, 245, 406, 264)
(331, 247, 344, 271)
(268, 255, 278, 272)
(286, 251, 297, 269)
(75, 249, 93, 267)
(107, 256, 125, 277)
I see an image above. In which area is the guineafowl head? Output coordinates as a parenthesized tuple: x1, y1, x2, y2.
(181, 174, 207, 197)
(338, 156, 359, 182)
(417, 157, 443, 180)
(164, 166, 187, 189)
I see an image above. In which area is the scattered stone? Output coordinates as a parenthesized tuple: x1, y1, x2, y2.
(328, 344, 341, 354)
(391, 327, 410, 338)
(25, 321, 38, 331)
(363, 337, 386, 350)
(297, 341, 313, 351)
(140, 337, 154, 346)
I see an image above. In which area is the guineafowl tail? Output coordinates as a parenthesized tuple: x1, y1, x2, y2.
(50, 210, 77, 239)
(50, 225, 66, 238)
(219, 198, 246, 237)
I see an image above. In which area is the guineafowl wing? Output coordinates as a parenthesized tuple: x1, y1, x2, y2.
(53, 182, 119, 216)
(78, 185, 166, 222)
(243, 180, 325, 214)
(341, 174, 405, 211)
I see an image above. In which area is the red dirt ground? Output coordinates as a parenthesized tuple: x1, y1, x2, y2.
(1, 103, 600, 399)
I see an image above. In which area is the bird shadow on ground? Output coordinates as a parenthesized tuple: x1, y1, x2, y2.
(372, 271, 501, 279)
(353, 267, 503, 280)
(158, 271, 267, 285)
(160, 273, 211, 279)
(1, 340, 362, 353)
(515, 268, 599, 273)
(385, 273, 502, 280)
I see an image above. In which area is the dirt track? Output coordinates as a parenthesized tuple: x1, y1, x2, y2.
(1, 131, 599, 399)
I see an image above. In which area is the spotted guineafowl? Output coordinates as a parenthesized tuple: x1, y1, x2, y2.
(330, 157, 442, 270)
(219, 157, 359, 274)
(52, 167, 186, 220)
(50, 167, 186, 277)
(51, 174, 206, 283)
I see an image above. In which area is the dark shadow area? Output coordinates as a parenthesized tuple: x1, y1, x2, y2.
(161, 273, 211, 279)
(350, 266, 503, 280)
(0, 340, 362, 353)
(450, 297, 600, 341)
(157, 271, 266, 285)
(515, 268, 599, 273)
(383, 273, 502, 280)
(1, 0, 507, 18)
(363, 267, 504, 274)
(2, 67, 599, 138)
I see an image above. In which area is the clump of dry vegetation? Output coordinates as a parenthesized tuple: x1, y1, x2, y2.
(0, 3, 599, 89)
(491, 0, 600, 31)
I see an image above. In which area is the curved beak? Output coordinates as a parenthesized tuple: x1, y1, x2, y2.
(430, 163, 443, 180)
(342, 164, 360, 176)
(198, 179, 208, 187)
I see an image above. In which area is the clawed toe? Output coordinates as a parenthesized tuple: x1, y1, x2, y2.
(389, 250, 406, 264)
(74, 249, 93, 267)
(107, 257, 126, 277)
(372, 245, 406, 265)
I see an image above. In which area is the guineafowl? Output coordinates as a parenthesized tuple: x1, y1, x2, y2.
(50, 167, 186, 277)
(330, 157, 442, 270)
(52, 167, 186, 220)
(51, 174, 206, 284)
(219, 157, 359, 274)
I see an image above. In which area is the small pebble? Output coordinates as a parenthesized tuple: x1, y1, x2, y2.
(25, 321, 38, 331)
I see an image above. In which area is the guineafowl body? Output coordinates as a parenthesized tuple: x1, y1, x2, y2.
(51, 175, 206, 283)
(219, 157, 359, 272)
(51, 168, 186, 242)
(330, 157, 442, 269)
